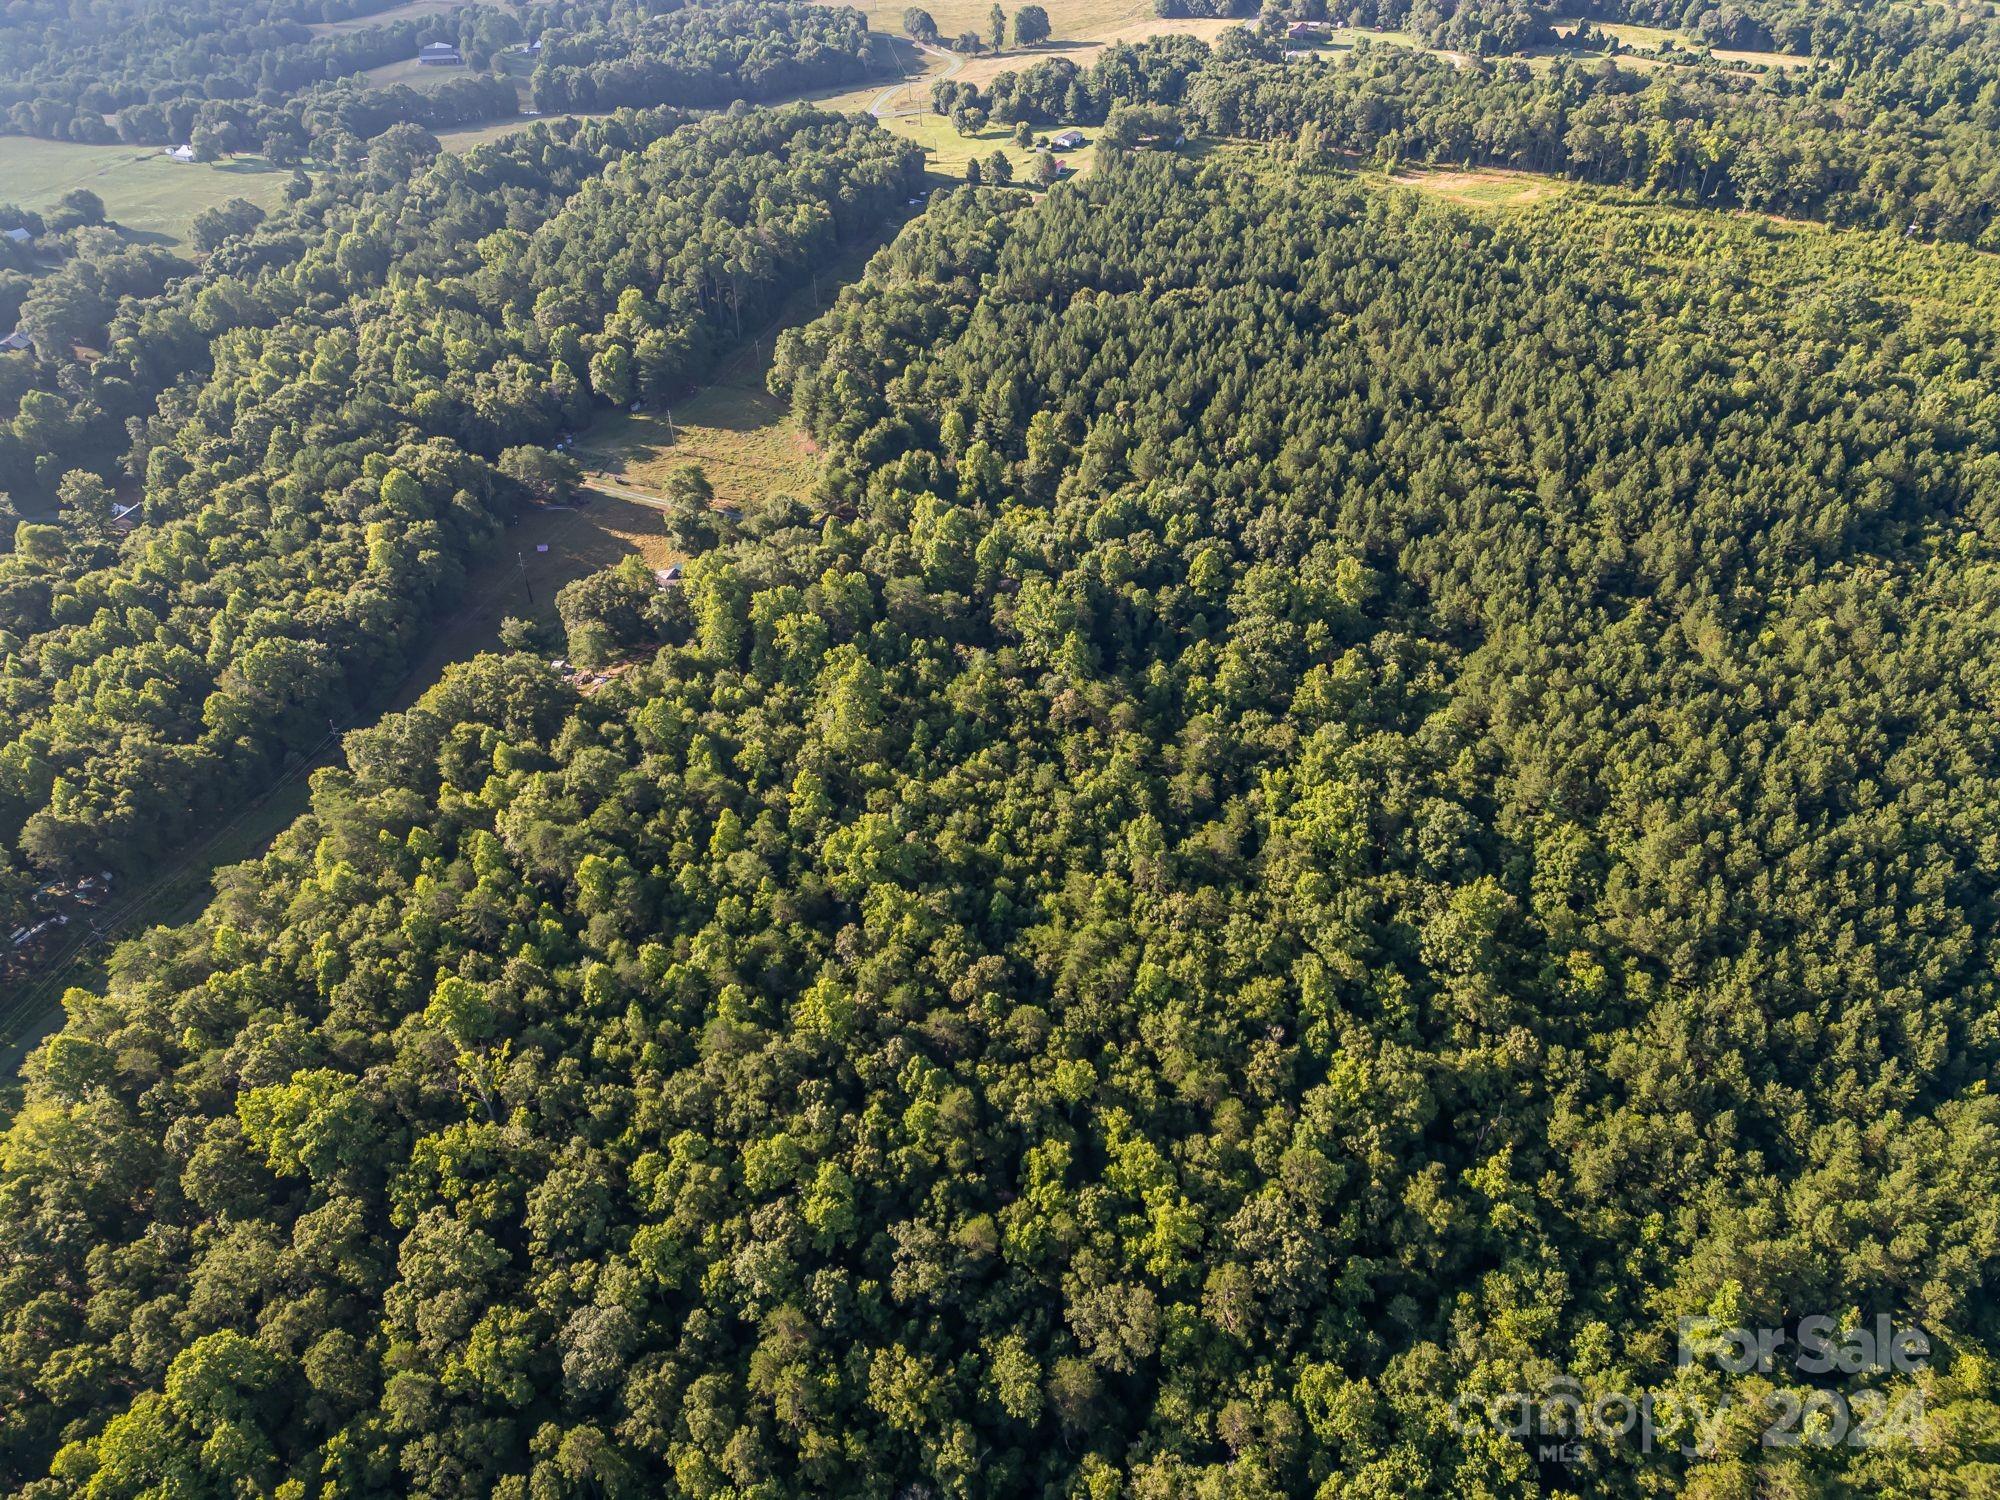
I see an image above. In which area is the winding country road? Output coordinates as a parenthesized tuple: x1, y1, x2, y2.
(867, 39, 963, 117)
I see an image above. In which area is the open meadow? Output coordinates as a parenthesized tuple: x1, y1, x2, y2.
(0, 140, 291, 246)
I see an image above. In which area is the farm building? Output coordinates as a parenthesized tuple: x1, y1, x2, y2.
(418, 41, 463, 65)
(165, 143, 197, 162)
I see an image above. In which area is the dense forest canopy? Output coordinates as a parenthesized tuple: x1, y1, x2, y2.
(6, 0, 2000, 1489)
(527, 2, 878, 114)
(0, 0, 885, 144)
(0, 0, 485, 142)
(0, 105, 920, 936)
(5, 149, 2000, 1494)
(951, 18, 2000, 245)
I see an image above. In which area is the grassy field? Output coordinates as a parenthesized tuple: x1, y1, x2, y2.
(819, 0, 1162, 44)
(434, 110, 600, 151)
(1709, 42, 1813, 68)
(876, 107, 1099, 179)
(810, 0, 1239, 97)
(1551, 17, 1811, 69)
(358, 55, 527, 96)
(1392, 166, 1568, 211)
(572, 393, 822, 517)
(385, 492, 672, 712)
(308, 0, 504, 32)
(0, 140, 291, 246)
(567, 218, 929, 512)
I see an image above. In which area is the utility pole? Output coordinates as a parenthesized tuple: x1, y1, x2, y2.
(518, 550, 533, 605)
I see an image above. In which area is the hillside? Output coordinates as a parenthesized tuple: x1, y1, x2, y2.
(5, 156, 2000, 1495)
(9, 0, 2000, 1492)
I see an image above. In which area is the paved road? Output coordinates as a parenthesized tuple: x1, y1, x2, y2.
(868, 40, 963, 117)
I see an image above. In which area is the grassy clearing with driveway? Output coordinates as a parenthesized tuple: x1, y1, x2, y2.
(873, 107, 1099, 179)
(0, 141, 291, 246)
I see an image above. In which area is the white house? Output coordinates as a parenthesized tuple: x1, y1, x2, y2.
(1052, 129, 1086, 150)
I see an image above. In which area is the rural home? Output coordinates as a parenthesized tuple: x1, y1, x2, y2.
(1052, 128, 1086, 149)
(2, 227, 31, 245)
(418, 41, 463, 65)
(0, 331, 30, 352)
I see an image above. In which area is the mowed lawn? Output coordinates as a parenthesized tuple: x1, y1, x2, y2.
(0, 140, 292, 246)
(876, 107, 1099, 180)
